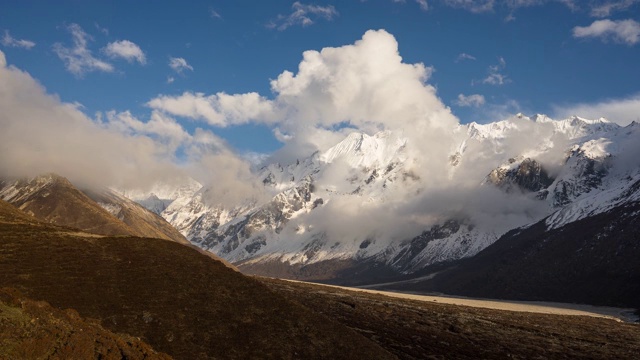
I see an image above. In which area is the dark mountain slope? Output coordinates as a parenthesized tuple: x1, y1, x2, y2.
(388, 200, 640, 309)
(0, 288, 171, 360)
(0, 205, 393, 359)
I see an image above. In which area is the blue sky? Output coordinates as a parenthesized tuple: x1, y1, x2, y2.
(1, 0, 640, 157)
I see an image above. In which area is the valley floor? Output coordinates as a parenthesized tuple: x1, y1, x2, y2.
(288, 278, 638, 322)
(261, 277, 640, 360)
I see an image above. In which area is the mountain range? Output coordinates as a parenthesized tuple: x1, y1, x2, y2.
(1, 113, 639, 358)
(116, 114, 639, 302)
(3, 113, 638, 308)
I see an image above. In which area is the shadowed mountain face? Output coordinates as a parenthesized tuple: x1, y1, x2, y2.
(0, 174, 188, 244)
(0, 201, 393, 360)
(383, 199, 640, 309)
(0, 288, 171, 360)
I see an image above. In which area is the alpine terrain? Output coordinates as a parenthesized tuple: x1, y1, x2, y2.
(120, 114, 640, 306)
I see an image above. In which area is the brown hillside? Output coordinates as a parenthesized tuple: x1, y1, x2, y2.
(82, 187, 189, 244)
(0, 174, 135, 236)
(263, 278, 640, 360)
(0, 199, 40, 225)
(0, 288, 171, 360)
(0, 217, 394, 359)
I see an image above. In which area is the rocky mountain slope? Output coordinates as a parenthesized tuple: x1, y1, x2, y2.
(124, 115, 640, 285)
(384, 186, 640, 308)
(0, 174, 188, 244)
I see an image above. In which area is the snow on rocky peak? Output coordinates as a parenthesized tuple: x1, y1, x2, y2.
(319, 130, 407, 168)
(117, 114, 640, 279)
(112, 178, 202, 215)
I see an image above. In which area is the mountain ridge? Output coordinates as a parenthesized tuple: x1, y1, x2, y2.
(121, 114, 640, 291)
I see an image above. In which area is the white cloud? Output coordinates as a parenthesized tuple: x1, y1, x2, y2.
(573, 19, 640, 45)
(103, 40, 146, 64)
(147, 92, 275, 127)
(415, 0, 429, 10)
(553, 93, 640, 126)
(167, 76, 175, 84)
(152, 30, 458, 180)
(503, 0, 578, 10)
(455, 93, 486, 107)
(0, 51, 174, 188)
(483, 73, 508, 85)
(455, 52, 476, 62)
(210, 8, 222, 19)
(267, 2, 338, 31)
(1, 30, 35, 49)
(53, 24, 114, 76)
(590, 0, 639, 17)
(480, 57, 510, 85)
(94, 23, 109, 35)
(442, 0, 495, 13)
(168, 57, 193, 73)
(0, 49, 266, 203)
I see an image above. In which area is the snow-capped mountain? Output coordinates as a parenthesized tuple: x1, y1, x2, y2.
(122, 114, 640, 282)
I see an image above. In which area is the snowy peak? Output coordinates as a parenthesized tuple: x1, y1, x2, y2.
(462, 114, 619, 142)
(115, 177, 202, 203)
(319, 130, 407, 168)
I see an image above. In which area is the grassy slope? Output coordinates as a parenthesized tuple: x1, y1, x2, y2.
(0, 216, 393, 359)
(0, 288, 171, 360)
(262, 278, 640, 360)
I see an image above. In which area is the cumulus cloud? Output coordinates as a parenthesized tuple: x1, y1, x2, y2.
(103, 40, 146, 64)
(455, 93, 486, 107)
(552, 93, 640, 125)
(169, 57, 193, 73)
(53, 23, 114, 76)
(573, 19, 640, 45)
(267, 2, 338, 31)
(590, 0, 639, 17)
(1, 30, 35, 49)
(3, 28, 576, 251)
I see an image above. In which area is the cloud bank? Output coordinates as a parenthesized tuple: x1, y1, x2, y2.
(553, 93, 640, 125)
(147, 30, 559, 242)
(0, 49, 266, 206)
(2, 29, 577, 243)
